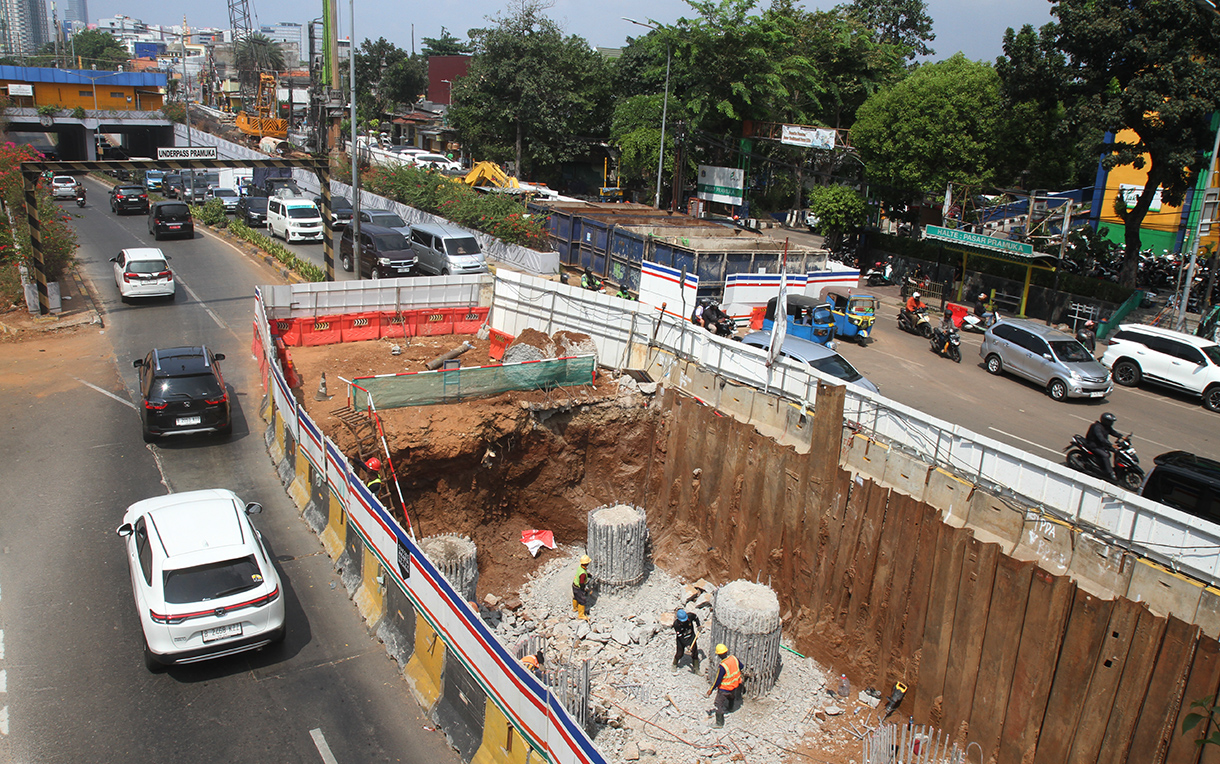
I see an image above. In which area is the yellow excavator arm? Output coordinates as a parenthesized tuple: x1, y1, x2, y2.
(461, 161, 520, 188)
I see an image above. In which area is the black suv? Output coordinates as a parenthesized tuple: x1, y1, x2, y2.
(339, 224, 417, 278)
(110, 184, 149, 215)
(236, 195, 268, 227)
(313, 195, 353, 228)
(162, 173, 183, 198)
(1142, 451, 1220, 525)
(148, 201, 194, 241)
(134, 346, 231, 442)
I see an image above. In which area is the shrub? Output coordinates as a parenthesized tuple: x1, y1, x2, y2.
(193, 199, 227, 226)
(71, 106, 87, 119)
(228, 220, 324, 282)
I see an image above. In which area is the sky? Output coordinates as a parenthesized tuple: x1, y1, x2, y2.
(91, 0, 1055, 64)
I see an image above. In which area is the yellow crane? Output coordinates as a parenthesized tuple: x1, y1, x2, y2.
(237, 73, 288, 139)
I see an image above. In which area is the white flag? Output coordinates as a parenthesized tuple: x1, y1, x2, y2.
(942, 182, 953, 223)
(767, 244, 789, 367)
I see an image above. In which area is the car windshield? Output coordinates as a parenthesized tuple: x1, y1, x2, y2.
(154, 374, 223, 399)
(1203, 346, 1220, 366)
(374, 233, 408, 251)
(809, 354, 863, 382)
(158, 204, 190, 217)
(287, 207, 318, 219)
(116, 186, 144, 195)
(162, 554, 262, 604)
(244, 198, 268, 210)
(369, 212, 405, 227)
(126, 259, 167, 274)
(1050, 340, 1093, 362)
(53, 176, 74, 184)
(212, 189, 237, 198)
(444, 237, 481, 256)
(146, 171, 164, 178)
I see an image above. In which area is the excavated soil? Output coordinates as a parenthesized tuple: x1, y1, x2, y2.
(290, 332, 664, 597)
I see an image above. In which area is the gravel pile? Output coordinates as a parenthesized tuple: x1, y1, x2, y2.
(483, 547, 851, 763)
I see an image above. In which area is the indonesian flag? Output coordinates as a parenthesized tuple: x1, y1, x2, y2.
(521, 529, 556, 557)
(767, 240, 789, 367)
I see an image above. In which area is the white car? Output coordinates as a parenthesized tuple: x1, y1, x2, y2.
(410, 153, 462, 171)
(116, 489, 285, 671)
(206, 186, 240, 213)
(51, 175, 77, 199)
(1101, 323, 1220, 411)
(110, 248, 175, 301)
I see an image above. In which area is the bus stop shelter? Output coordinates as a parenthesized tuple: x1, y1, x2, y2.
(925, 225, 1059, 317)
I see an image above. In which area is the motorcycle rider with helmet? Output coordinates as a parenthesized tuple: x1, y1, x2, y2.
(973, 293, 994, 327)
(1085, 413, 1123, 483)
(691, 298, 709, 328)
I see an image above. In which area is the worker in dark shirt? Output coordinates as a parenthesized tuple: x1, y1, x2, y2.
(672, 608, 702, 673)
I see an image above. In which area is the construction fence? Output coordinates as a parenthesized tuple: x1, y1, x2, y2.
(351, 355, 597, 409)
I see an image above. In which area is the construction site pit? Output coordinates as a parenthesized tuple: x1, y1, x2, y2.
(289, 330, 885, 764)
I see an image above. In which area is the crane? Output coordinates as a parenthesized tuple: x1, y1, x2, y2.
(230, 0, 288, 139)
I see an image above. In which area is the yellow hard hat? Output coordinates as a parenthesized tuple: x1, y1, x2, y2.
(716, 644, 728, 655)
(580, 555, 591, 565)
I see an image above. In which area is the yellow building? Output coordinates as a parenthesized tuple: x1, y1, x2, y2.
(0, 65, 166, 111)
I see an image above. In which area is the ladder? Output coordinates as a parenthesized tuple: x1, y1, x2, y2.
(331, 405, 394, 508)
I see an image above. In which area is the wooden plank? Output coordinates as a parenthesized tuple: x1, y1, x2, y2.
(828, 477, 872, 629)
(1126, 617, 1201, 764)
(1066, 598, 1146, 763)
(968, 554, 1034, 758)
(874, 493, 922, 690)
(1096, 606, 1168, 764)
(1167, 636, 1220, 764)
(910, 524, 969, 725)
(841, 479, 890, 637)
(996, 568, 1076, 764)
(940, 538, 1001, 740)
(859, 491, 910, 685)
(897, 503, 944, 689)
(1034, 588, 1116, 764)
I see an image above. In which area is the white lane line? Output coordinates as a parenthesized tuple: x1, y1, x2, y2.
(72, 377, 137, 410)
(987, 426, 1063, 457)
(310, 728, 339, 764)
(178, 279, 227, 330)
(0, 706, 7, 735)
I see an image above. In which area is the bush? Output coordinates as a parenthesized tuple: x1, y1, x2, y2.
(227, 220, 324, 282)
(193, 199, 227, 227)
(71, 106, 86, 119)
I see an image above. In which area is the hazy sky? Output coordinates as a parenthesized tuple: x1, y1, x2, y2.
(91, 0, 1054, 64)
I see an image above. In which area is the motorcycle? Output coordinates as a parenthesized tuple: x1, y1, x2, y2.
(959, 312, 995, 334)
(865, 261, 894, 287)
(1064, 433, 1144, 492)
(898, 307, 933, 338)
(929, 326, 962, 363)
(708, 314, 737, 338)
(75, 189, 86, 207)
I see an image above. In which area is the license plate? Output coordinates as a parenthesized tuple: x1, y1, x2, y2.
(1089, 392, 1107, 398)
(202, 623, 242, 643)
(169, 224, 181, 229)
(176, 415, 202, 426)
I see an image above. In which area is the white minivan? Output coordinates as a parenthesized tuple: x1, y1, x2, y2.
(267, 197, 323, 243)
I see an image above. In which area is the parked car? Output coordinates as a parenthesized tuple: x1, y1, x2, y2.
(1100, 324, 1220, 411)
(980, 318, 1112, 401)
(1141, 450, 1220, 524)
(236, 196, 268, 227)
(312, 195, 353, 228)
(133, 345, 231, 441)
(339, 223, 417, 278)
(110, 184, 150, 215)
(115, 489, 284, 671)
(148, 201, 194, 241)
(206, 187, 241, 213)
(410, 153, 462, 171)
(408, 222, 488, 276)
(51, 175, 77, 199)
(266, 197, 323, 243)
(110, 248, 174, 301)
(741, 331, 879, 393)
(358, 209, 408, 233)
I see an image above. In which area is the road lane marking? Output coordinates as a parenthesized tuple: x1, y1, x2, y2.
(310, 728, 339, 764)
(72, 377, 137, 410)
(178, 280, 227, 330)
(987, 427, 1063, 457)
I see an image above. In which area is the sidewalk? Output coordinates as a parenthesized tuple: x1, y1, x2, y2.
(0, 267, 101, 337)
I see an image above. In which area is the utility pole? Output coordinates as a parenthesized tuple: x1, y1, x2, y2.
(1177, 117, 1220, 331)
(349, 0, 360, 278)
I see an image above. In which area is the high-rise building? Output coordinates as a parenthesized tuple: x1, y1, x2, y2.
(0, 0, 50, 55)
(59, 0, 82, 27)
(259, 22, 305, 64)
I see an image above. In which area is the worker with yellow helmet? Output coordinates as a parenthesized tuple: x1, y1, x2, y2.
(705, 643, 744, 728)
(572, 554, 592, 620)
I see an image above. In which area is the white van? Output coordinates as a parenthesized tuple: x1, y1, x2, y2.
(267, 197, 323, 243)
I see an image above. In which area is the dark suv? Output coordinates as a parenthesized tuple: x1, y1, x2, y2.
(134, 346, 231, 442)
(339, 224, 417, 278)
(1142, 451, 1220, 525)
(148, 201, 194, 240)
(110, 184, 150, 215)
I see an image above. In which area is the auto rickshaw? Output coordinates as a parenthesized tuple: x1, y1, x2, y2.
(822, 290, 879, 345)
(762, 294, 836, 346)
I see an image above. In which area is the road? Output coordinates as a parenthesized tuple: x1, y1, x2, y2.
(0, 176, 459, 764)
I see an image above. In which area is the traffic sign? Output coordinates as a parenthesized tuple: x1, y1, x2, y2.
(925, 225, 1033, 256)
(156, 147, 219, 161)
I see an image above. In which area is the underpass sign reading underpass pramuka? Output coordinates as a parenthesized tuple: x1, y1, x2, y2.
(156, 147, 219, 161)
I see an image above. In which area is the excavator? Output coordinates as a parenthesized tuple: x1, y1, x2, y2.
(460, 161, 520, 190)
(236, 73, 288, 139)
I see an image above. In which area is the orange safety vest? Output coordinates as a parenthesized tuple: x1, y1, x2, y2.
(718, 655, 742, 691)
(521, 655, 539, 671)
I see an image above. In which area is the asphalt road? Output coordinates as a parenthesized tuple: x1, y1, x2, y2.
(0, 177, 459, 764)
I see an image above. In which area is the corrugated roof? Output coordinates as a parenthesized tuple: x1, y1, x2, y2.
(0, 65, 167, 88)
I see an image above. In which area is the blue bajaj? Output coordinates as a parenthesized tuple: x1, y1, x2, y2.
(823, 290, 878, 345)
(762, 294, 836, 346)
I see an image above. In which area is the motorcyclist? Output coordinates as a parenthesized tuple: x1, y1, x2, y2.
(932, 309, 956, 354)
(905, 291, 926, 314)
(1085, 412, 1123, 483)
(974, 293, 994, 326)
(1076, 320, 1097, 354)
(74, 182, 86, 203)
(703, 302, 731, 334)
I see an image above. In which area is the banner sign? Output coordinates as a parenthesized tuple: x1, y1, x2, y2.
(1119, 183, 1163, 212)
(695, 165, 744, 206)
(157, 147, 219, 160)
(781, 125, 835, 150)
(925, 225, 1034, 256)
(7, 84, 32, 97)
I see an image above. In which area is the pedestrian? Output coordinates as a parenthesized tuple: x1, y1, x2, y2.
(672, 608, 702, 673)
(363, 457, 384, 493)
(705, 644, 744, 728)
(572, 554, 592, 621)
(521, 650, 545, 680)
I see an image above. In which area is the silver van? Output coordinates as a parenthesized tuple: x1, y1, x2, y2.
(408, 222, 488, 276)
(980, 318, 1112, 401)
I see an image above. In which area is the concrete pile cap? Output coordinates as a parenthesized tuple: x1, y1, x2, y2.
(591, 504, 643, 525)
(420, 534, 477, 561)
(714, 580, 781, 635)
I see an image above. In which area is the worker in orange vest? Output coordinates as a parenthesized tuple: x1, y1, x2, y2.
(705, 643, 744, 728)
(520, 650, 544, 680)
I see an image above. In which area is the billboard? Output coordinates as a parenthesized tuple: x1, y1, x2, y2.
(696, 165, 744, 206)
(780, 124, 836, 150)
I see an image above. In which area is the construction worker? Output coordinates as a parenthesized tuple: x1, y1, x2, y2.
(705, 644, 744, 728)
(364, 457, 384, 493)
(520, 650, 545, 680)
(572, 554, 592, 620)
(672, 608, 702, 673)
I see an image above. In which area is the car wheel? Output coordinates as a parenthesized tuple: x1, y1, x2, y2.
(341, 252, 352, 272)
(1204, 386, 1220, 413)
(1120, 471, 1143, 492)
(152, 229, 161, 241)
(1048, 379, 1068, 401)
(441, 268, 450, 276)
(985, 354, 1003, 375)
(1113, 360, 1141, 387)
(371, 267, 381, 280)
(143, 640, 167, 673)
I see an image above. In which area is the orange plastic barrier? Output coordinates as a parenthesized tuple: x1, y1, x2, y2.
(750, 306, 766, 330)
(415, 308, 455, 336)
(453, 306, 490, 334)
(341, 312, 380, 342)
(300, 316, 342, 346)
(488, 328, 515, 361)
(275, 318, 303, 345)
(946, 303, 969, 328)
(274, 337, 302, 388)
(379, 311, 415, 339)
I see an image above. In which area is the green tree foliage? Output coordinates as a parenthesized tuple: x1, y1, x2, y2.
(421, 28, 473, 56)
(610, 94, 675, 190)
(1052, 0, 1220, 286)
(844, 0, 935, 60)
(806, 184, 866, 249)
(236, 33, 286, 74)
(66, 29, 130, 69)
(454, 0, 612, 181)
(796, 8, 906, 130)
(354, 38, 426, 121)
(851, 54, 1001, 215)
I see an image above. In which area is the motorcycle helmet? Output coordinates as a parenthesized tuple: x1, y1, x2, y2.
(912, 292, 920, 300)
(1085, 320, 1096, 328)
(1100, 412, 1116, 426)
(979, 293, 988, 301)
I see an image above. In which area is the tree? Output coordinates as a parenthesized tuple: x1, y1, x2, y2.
(1053, 0, 1220, 287)
(421, 28, 473, 56)
(851, 54, 1001, 213)
(454, 0, 612, 180)
(796, 9, 906, 130)
(236, 33, 286, 74)
(67, 29, 129, 69)
(354, 38, 425, 120)
(844, 0, 935, 60)
(610, 93, 677, 191)
(806, 184, 866, 250)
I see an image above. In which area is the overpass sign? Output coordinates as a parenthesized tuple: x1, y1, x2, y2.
(157, 147, 218, 161)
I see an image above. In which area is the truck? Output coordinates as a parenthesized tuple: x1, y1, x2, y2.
(249, 167, 303, 198)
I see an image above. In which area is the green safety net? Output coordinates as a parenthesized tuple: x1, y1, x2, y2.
(352, 355, 597, 410)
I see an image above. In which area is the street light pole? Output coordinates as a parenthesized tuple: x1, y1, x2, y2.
(624, 17, 669, 209)
(349, 0, 360, 278)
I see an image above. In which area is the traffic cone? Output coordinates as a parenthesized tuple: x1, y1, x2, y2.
(314, 372, 332, 401)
